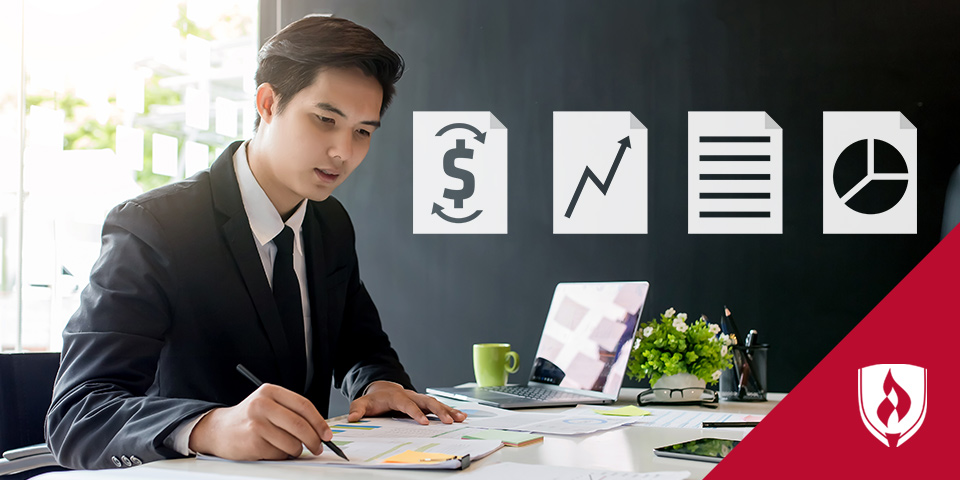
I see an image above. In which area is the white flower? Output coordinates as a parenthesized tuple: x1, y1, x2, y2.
(633, 338, 640, 350)
(674, 320, 688, 333)
(708, 324, 721, 335)
(664, 307, 676, 318)
(643, 326, 654, 338)
(721, 345, 729, 356)
(719, 334, 731, 345)
(677, 313, 688, 322)
(712, 370, 722, 381)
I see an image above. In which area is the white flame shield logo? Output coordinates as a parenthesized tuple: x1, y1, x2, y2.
(858, 364, 927, 447)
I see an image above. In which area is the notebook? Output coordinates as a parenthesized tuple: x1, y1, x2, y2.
(427, 281, 649, 408)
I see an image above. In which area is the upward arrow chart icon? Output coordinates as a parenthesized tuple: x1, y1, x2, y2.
(564, 136, 632, 218)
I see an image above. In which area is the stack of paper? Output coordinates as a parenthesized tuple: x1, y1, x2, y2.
(595, 406, 765, 429)
(456, 403, 639, 435)
(567, 404, 764, 429)
(461, 429, 543, 447)
(328, 417, 544, 447)
(457, 462, 691, 479)
(199, 438, 502, 470)
(591, 405, 652, 417)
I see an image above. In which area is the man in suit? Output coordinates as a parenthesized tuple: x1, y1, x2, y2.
(46, 15, 465, 469)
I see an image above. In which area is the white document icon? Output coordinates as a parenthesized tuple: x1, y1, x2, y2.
(412, 112, 508, 234)
(823, 112, 917, 234)
(553, 112, 647, 234)
(688, 112, 783, 234)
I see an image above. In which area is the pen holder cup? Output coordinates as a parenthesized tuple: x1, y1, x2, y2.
(720, 344, 768, 402)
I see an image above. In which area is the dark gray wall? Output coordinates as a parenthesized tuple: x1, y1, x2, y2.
(263, 0, 960, 415)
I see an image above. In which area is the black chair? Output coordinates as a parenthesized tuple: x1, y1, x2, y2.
(0, 352, 65, 479)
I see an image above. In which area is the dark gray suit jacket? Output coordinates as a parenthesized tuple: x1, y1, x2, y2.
(45, 141, 414, 469)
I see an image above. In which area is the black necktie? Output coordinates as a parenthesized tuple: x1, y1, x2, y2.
(272, 226, 306, 390)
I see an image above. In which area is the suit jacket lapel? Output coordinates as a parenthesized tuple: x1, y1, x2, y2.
(209, 141, 298, 389)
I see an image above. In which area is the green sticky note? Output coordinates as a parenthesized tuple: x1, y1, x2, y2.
(462, 429, 543, 447)
(593, 405, 652, 416)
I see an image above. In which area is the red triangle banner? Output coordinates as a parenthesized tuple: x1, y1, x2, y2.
(707, 228, 959, 478)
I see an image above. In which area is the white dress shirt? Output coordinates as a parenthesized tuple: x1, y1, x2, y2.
(165, 140, 313, 455)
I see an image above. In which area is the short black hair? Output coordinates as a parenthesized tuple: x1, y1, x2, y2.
(253, 15, 404, 130)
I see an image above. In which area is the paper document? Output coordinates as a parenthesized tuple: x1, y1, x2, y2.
(30, 470, 258, 480)
(461, 429, 543, 446)
(329, 417, 502, 440)
(457, 462, 691, 480)
(331, 416, 547, 444)
(199, 438, 501, 470)
(466, 411, 637, 435)
(593, 405, 652, 416)
(439, 401, 637, 435)
(626, 407, 765, 429)
(432, 399, 639, 434)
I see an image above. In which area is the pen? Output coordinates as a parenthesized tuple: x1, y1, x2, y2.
(235, 364, 349, 461)
(722, 307, 748, 398)
(701, 421, 760, 428)
(741, 329, 765, 396)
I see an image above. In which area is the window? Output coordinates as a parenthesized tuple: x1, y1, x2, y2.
(0, 0, 259, 351)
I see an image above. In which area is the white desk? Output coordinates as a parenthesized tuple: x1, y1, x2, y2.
(38, 389, 783, 480)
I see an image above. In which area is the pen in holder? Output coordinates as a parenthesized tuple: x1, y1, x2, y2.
(719, 344, 768, 401)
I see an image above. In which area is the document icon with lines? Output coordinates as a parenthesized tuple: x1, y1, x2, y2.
(688, 111, 783, 234)
(553, 111, 647, 234)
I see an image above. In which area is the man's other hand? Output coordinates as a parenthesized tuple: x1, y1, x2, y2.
(347, 381, 467, 424)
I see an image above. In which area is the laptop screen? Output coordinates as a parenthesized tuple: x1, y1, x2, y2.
(528, 282, 649, 397)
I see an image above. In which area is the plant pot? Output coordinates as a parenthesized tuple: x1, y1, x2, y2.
(652, 373, 707, 401)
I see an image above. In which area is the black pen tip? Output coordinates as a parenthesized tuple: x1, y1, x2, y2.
(326, 441, 349, 461)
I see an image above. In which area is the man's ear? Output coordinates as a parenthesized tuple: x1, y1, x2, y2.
(256, 83, 278, 125)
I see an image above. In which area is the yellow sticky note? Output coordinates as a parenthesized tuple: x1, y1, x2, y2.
(593, 405, 652, 416)
(382, 450, 456, 464)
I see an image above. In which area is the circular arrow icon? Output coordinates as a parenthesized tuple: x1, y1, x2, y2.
(431, 203, 483, 223)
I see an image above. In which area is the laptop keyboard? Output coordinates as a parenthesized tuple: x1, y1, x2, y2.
(482, 386, 597, 401)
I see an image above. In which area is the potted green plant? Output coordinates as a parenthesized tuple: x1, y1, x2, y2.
(627, 307, 734, 400)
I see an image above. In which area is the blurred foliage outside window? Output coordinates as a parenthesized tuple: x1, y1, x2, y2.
(0, 0, 259, 351)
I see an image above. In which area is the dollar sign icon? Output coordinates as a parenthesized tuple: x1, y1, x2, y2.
(442, 139, 475, 209)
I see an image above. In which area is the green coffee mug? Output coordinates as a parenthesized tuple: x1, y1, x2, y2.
(473, 343, 520, 387)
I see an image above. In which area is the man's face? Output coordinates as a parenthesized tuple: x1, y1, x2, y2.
(257, 67, 383, 207)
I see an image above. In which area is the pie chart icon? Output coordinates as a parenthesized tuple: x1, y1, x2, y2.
(832, 138, 909, 215)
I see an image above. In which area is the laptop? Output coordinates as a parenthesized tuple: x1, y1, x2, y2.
(427, 281, 650, 408)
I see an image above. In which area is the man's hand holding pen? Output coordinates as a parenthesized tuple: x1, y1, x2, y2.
(189, 383, 334, 461)
(189, 370, 467, 462)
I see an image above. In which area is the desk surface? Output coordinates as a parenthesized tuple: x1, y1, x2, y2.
(39, 389, 783, 480)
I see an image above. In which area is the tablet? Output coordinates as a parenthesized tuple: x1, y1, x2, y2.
(653, 438, 739, 463)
